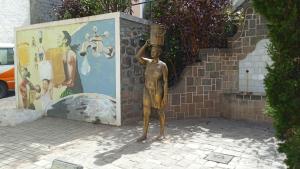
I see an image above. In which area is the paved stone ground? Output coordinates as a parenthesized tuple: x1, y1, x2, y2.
(0, 92, 16, 109)
(0, 95, 287, 169)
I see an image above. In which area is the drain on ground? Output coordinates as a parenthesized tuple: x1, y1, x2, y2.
(204, 152, 234, 164)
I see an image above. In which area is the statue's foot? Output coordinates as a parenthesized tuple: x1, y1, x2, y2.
(136, 135, 147, 142)
(155, 134, 165, 141)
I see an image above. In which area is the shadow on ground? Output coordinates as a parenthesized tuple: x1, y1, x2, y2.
(0, 115, 280, 168)
(93, 118, 278, 166)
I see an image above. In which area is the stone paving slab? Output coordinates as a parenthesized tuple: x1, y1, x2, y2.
(0, 116, 287, 169)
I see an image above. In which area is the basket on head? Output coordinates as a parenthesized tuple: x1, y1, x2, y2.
(150, 24, 166, 46)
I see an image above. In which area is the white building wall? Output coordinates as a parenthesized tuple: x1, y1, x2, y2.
(0, 0, 30, 44)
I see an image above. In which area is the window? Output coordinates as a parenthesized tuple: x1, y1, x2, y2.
(0, 48, 14, 65)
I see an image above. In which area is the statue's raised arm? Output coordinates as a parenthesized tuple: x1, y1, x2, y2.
(135, 40, 152, 65)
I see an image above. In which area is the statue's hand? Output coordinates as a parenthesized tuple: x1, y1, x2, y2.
(161, 96, 168, 108)
(145, 39, 151, 47)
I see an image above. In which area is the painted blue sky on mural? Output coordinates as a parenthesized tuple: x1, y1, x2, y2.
(72, 19, 116, 98)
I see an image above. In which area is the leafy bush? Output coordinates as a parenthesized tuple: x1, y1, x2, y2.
(144, 0, 231, 85)
(252, 1, 300, 168)
(54, 0, 136, 20)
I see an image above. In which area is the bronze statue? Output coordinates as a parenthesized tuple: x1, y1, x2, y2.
(135, 33, 168, 141)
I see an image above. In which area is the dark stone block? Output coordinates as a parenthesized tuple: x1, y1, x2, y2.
(242, 38, 250, 46)
(206, 63, 215, 71)
(257, 29, 267, 36)
(203, 86, 211, 91)
(139, 77, 144, 83)
(187, 86, 196, 92)
(127, 70, 133, 77)
(130, 39, 137, 47)
(246, 8, 254, 14)
(128, 86, 134, 91)
(257, 24, 267, 30)
(204, 101, 213, 108)
(202, 79, 211, 85)
(177, 112, 184, 120)
(212, 85, 216, 90)
(245, 14, 252, 20)
(121, 39, 129, 46)
(187, 93, 193, 103)
(134, 65, 143, 75)
(198, 53, 207, 62)
(250, 37, 258, 46)
(186, 77, 194, 86)
(216, 79, 222, 90)
(246, 29, 256, 36)
(232, 41, 241, 48)
(249, 20, 256, 29)
(122, 57, 132, 69)
(126, 47, 135, 55)
(198, 69, 205, 76)
(121, 46, 125, 54)
(210, 72, 219, 78)
(193, 96, 202, 103)
(172, 94, 181, 105)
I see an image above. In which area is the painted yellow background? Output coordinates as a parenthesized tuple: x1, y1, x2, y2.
(16, 23, 85, 110)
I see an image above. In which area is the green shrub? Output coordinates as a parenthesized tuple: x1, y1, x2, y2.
(252, 1, 300, 168)
(54, 0, 135, 20)
(144, 0, 231, 86)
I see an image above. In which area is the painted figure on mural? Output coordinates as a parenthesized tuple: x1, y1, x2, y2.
(19, 67, 31, 108)
(135, 39, 168, 142)
(19, 66, 38, 109)
(80, 26, 114, 58)
(32, 31, 46, 69)
(58, 31, 83, 98)
(79, 26, 115, 75)
(35, 79, 53, 112)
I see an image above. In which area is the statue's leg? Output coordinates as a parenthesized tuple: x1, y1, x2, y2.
(156, 109, 166, 140)
(137, 106, 151, 142)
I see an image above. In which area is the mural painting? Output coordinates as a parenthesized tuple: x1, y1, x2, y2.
(16, 19, 118, 125)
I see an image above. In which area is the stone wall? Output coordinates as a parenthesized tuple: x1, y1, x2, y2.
(166, 50, 224, 120)
(120, 19, 149, 124)
(30, 0, 62, 24)
(222, 93, 271, 123)
(166, 2, 272, 123)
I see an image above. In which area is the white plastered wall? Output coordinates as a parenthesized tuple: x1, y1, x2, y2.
(239, 39, 272, 93)
(0, 0, 30, 44)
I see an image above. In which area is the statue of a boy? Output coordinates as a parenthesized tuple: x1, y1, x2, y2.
(135, 39, 168, 142)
